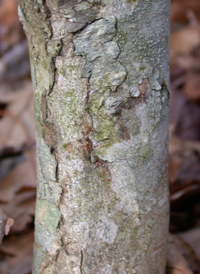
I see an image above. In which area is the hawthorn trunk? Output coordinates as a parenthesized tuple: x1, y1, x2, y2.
(19, 0, 170, 273)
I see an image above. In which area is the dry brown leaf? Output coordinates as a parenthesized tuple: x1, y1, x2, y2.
(167, 234, 200, 274)
(183, 72, 200, 102)
(0, 0, 24, 56)
(169, 125, 200, 190)
(171, 0, 200, 23)
(0, 40, 30, 81)
(178, 227, 200, 259)
(175, 55, 200, 71)
(166, 267, 193, 274)
(4, 218, 14, 236)
(0, 159, 36, 203)
(167, 235, 194, 274)
(170, 88, 200, 140)
(170, 26, 200, 59)
(0, 80, 31, 102)
(0, 231, 34, 274)
(0, 209, 14, 244)
(0, 208, 8, 244)
(0, 191, 36, 233)
(0, 81, 35, 149)
(0, 0, 18, 27)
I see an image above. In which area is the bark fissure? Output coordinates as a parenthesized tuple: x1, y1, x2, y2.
(47, 40, 63, 96)
(80, 250, 83, 274)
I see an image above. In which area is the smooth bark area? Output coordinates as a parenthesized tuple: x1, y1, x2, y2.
(19, 0, 170, 273)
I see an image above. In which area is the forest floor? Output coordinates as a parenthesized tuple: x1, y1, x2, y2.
(0, 0, 200, 273)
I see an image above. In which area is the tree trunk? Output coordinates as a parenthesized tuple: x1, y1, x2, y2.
(19, 0, 170, 273)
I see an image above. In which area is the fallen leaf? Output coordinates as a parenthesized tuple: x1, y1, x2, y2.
(0, 231, 34, 274)
(0, 158, 36, 203)
(183, 72, 200, 103)
(0, 208, 8, 244)
(167, 234, 200, 274)
(0, 81, 35, 149)
(170, 26, 200, 59)
(4, 218, 14, 236)
(171, 0, 200, 24)
(0, 190, 36, 233)
(170, 88, 200, 140)
(178, 227, 200, 259)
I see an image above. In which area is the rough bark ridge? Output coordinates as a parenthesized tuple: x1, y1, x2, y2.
(19, 0, 170, 273)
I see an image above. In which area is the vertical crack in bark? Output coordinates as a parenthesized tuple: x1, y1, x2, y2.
(48, 39, 63, 96)
(61, 237, 68, 255)
(80, 250, 83, 274)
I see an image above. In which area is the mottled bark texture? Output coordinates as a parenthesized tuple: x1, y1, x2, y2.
(19, 0, 170, 273)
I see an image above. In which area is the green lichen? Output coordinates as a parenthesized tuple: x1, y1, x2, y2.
(98, 74, 113, 90)
(67, 64, 77, 73)
(124, 144, 152, 168)
(35, 199, 61, 233)
(91, 138, 117, 160)
(88, 91, 119, 141)
(95, 117, 117, 140)
(47, 39, 62, 56)
(126, 0, 137, 2)
(137, 144, 150, 160)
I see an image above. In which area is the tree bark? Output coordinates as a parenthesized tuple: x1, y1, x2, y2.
(19, 0, 170, 273)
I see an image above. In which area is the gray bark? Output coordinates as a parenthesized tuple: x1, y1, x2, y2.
(19, 0, 170, 273)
